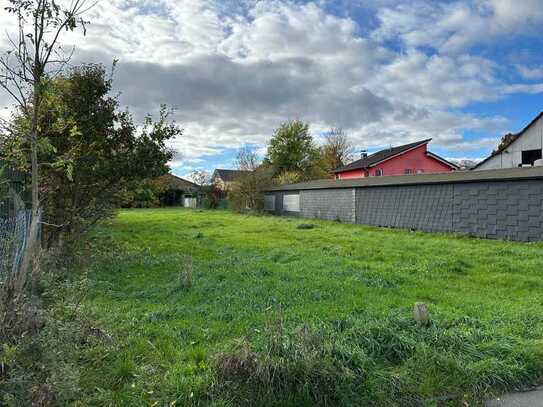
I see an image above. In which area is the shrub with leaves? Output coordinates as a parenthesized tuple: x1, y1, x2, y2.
(4, 63, 181, 246)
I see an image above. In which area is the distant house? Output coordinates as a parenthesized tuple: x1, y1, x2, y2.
(334, 139, 458, 179)
(474, 111, 543, 171)
(212, 169, 252, 191)
(158, 173, 203, 208)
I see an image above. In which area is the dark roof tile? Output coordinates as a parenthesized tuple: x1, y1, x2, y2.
(213, 169, 252, 182)
(334, 139, 432, 173)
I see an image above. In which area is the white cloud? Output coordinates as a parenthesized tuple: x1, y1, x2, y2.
(516, 65, 543, 80)
(365, 50, 498, 109)
(372, 0, 543, 53)
(0, 0, 540, 164)
(502, 83, 543, 95)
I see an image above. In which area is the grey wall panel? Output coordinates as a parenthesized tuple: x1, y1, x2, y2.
(300, 189, 355, 223)
(356, 184, 453, 232)
(452, 180, 543, 242)
(264, 194, 276, 211)
(268, 179, 543, 242)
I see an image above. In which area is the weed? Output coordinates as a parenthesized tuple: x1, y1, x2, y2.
(179, 257, 193, 289)
(215, 339, 258, 381)
(113, 356, 135, 385)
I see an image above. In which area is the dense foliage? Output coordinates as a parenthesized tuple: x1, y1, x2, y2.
(228, 165, 275, 212)
(3, 64, 181, 245)
(229, 124, 356, 212)
(265, 120, 324, 180)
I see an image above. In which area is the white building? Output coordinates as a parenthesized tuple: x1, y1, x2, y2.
(475, 112, 543, 171)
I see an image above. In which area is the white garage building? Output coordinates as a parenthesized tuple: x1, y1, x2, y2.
(475, 112, 543, 171)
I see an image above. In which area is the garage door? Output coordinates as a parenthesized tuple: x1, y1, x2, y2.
(283, 194, 300, 212)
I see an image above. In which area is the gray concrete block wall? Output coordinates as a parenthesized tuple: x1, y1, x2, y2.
(266, 178, 543, 241)
(452, 180, 543, 242)
(356, 184, 453, 232)
(300, 189, 355, 223)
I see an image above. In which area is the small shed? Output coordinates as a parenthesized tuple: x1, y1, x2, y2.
(157, 173, 204, 208)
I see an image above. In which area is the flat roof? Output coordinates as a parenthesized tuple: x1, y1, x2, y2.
(265, 167, 543, 192)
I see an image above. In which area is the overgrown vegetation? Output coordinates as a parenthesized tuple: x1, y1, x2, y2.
(227, 124, 356, 213)
(0, 253, 108, 405)
(23, 209, 543, 405)
(228, 146, 274, 212)
(0, 4, 181, 404)
(4, 64, 179, 245)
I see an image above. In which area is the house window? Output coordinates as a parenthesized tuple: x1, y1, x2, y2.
(404, 169, 412, 175)
(416, 169, 424, 174)
(521, 149, 542, 166)
(375, 168, 383, 176)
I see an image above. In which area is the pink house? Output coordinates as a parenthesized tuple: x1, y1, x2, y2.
(334, 139, 457, 180)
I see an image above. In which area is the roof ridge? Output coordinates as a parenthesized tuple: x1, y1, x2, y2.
(334, 138, 432, 173)
(473, 110, 543, 169)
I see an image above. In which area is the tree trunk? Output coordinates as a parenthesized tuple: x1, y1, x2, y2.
(20, 84, 41, 278)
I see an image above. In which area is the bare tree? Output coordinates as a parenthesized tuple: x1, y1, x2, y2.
(189, 170, 211, 186)
(0, 0, 93, 273)
(321, 128, 355, 175)
(228, 146, 275, 211)
(235, 145, 260, 171)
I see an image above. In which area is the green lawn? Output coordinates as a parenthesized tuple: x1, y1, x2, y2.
(77, 208, 543, 406)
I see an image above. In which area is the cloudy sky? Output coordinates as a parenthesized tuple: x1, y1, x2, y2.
(1, 0, 543, 177)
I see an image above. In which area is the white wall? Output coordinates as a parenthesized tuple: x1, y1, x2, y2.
(476, 114, 543, 170)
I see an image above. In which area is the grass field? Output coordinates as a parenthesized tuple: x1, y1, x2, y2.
(74, 208, 543, 406)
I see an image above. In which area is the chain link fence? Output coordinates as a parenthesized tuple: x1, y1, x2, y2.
(0, 210, 32, 282)
(1, 163, 34, 282)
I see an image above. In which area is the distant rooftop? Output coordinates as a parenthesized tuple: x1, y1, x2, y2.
(335, 139, 433, 173)
(335, 139, 457, 173)
(213, 169, 252, 182)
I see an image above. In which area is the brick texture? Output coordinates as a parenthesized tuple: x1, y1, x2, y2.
(452, 180, 543, 242)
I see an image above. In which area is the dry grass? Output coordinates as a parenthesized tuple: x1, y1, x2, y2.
(178, 256, 193, 289)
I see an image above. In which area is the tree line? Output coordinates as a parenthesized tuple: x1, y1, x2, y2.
(205, 121, 356, 212)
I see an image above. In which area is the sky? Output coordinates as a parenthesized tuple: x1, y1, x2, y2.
(1, 0, 542, 178)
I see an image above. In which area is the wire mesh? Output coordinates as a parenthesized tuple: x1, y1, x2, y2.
(0, 210, 32, 282)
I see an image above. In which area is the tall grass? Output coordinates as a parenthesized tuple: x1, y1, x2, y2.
(42, 209, 543, 405)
